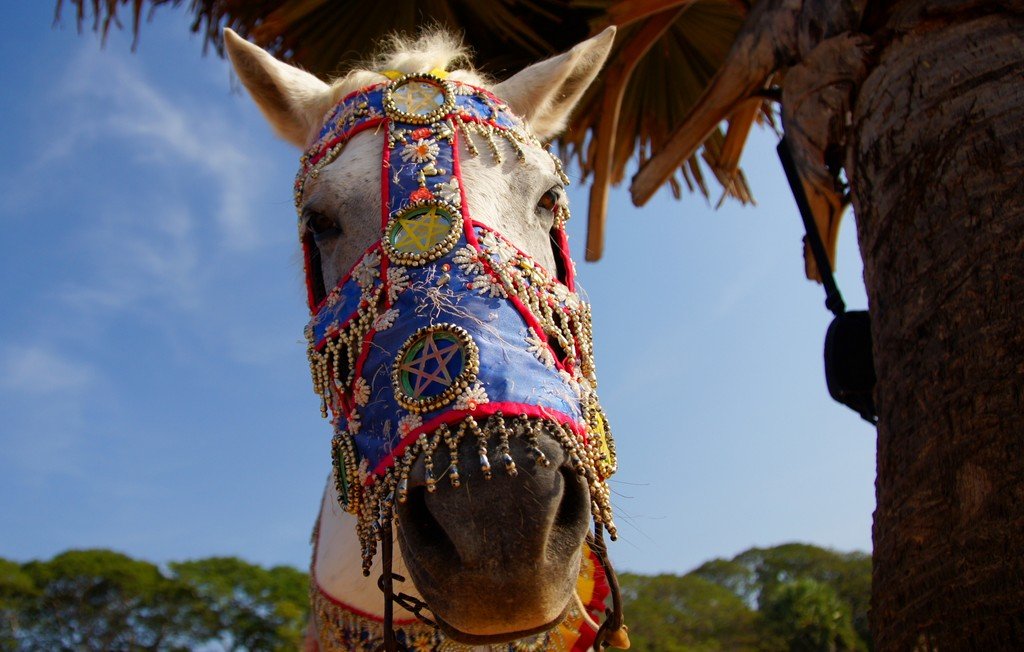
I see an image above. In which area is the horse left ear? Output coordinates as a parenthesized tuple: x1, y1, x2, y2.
(493, 26, 616, 141)
(224, 28, 334, 148)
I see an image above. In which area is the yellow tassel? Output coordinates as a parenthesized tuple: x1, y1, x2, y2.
(380, 68, 449, 80)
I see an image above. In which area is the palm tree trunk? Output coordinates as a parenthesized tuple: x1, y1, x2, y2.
(848, 9, 1024, 649)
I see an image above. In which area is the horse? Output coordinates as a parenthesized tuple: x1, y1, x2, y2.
(224, 26, 626, 651)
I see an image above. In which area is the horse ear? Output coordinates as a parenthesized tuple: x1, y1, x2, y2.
(493, 26, 615, 141)
(224, 28, 334, 148)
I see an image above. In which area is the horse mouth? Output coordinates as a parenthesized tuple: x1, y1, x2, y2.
(395, 432, 591, 641)
(432, 602, 571, 645)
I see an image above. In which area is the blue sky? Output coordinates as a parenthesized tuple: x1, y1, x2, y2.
(0, 4, 874, 574)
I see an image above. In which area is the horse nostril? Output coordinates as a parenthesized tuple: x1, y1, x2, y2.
(555, 466, 588, 531)
(398, 486, 459, 566)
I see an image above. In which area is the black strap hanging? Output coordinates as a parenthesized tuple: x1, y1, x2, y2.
(776, 137, 878, 424)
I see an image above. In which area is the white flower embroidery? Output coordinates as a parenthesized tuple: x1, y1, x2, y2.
(347, 411, 362, 435)
(373, 308, 399, 331)
(398, 413, 423, 437)
(472, 273, 508, 298)
(560, 370, 595, 404)
(356, 458, 370, 486)
(352, 377, 370, 406)
(526, 329, 556, 369)
(434, 178, 461, 207)
(387, 266, 410, 301)
(337, 101, 360, 127)
(401, 139, 439, 164)
(551, 283, 571, 304)
(454, 382, 489, 410)
(453, 244, 485, 275)
(578, 376, 595, 397)
(323, 289, 341, 308)
(352, 251, 381, 288)
(478, 231, 515, 265)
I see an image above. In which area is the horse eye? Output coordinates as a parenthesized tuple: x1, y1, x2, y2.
(537, 188, 560, 212)
(305, 210, 340, 238)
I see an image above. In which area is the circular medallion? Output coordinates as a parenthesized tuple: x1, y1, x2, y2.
(383, 74, 456, 125)
(383, 201, 462, 265)
(331, 434, 362, 513)
(392, 324, 479, 413)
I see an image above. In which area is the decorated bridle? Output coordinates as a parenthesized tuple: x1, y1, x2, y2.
(297, 70, 625, 650)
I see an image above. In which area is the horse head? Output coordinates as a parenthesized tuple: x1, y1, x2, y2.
(225, 27, 619, 647)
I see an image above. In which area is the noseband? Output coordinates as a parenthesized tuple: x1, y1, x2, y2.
(297, 71, 625, 649)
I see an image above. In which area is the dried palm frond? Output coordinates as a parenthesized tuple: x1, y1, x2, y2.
(55, 0, 759, 261)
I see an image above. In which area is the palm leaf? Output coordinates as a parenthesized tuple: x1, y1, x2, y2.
(55, 0, 756, 260)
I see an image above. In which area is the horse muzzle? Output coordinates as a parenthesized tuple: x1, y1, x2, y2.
(396, 425, 590, 640)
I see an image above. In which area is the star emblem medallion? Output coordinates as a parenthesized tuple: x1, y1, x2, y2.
(393, 324, 479, 413)
(383, 74, 456, 125)
(383, 201, 462, 265)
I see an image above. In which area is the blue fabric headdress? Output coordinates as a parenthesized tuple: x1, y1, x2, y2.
(296, 73, 617, 571)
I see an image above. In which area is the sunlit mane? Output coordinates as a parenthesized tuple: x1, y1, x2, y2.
(327, 30, 492, 102)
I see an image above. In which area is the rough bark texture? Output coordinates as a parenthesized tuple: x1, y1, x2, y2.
(849, 10, 1024, 649)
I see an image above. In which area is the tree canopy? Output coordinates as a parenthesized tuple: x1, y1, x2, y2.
(2, 549, 307, 651)
(622, 542, 871, 651)
(2, 543, 869, 650)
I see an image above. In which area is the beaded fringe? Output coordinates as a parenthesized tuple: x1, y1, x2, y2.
(307, 286, 384, 419)
(332, 413, 617, 575)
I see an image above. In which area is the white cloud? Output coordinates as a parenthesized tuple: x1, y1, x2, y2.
(46, 45, 272, 251)
(49, 199, 202, 322)
(0, 344, 96, 394)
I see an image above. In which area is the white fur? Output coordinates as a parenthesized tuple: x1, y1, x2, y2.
(494, 27, 616, 140)
(313, 479, 420, 619)
(224, 27, 616, 645)
(225, 26, 616, 285)
(302, 131, 564, 291)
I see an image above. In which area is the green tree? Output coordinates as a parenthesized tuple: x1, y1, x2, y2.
(758, 578, 862, 652)
(737, 544, 871, 648)
(0, 558, 39, 649)
(169, 556, 309, 651)
(620, 572, 758, 651)
(692, 543, 871, 650)
(17, 549, 213, 650)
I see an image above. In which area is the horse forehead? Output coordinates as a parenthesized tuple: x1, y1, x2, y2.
(309, 127, 554, 220)
(310, 132, 382, 214)
(461, 141, 555, 194)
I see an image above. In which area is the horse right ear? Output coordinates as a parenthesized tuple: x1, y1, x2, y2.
(224, 28, 334, 149)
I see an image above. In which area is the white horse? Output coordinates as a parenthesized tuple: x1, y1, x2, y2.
(225, 26, 626, 651)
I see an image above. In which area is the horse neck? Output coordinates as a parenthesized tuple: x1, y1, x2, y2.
(312, 477, 421, 620)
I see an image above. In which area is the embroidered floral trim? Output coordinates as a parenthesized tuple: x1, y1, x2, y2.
(353, 377, 370, 406)
(526, 329, 556, 369)
(470, 273, 508, 298)
(453, 244, 485, 276)
(401, 138, 440, 164)
(454, 382, 489, 411)
(433, 177, 461, 207)
(352, 251, 381, 289)
(397, 413, 423, 437)
(386, 266, 410, 301)
(347, 411, 362, 435)
(373, 308, 400, 331)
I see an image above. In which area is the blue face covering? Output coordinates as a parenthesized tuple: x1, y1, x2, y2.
(296, 73, 617, 571)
